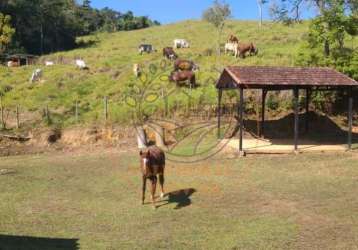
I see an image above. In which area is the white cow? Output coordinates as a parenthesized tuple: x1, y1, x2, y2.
(45, 61, 54, 66)
(75, 59, 87, 70)
(133, 64, 141, 77)
(225, 42, 239, 57)
(7, 61, 19, 67)
(174, 39, 190, 49)
(30, 69, 42, 83)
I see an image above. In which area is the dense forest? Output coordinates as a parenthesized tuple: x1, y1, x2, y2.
(0, 0, 160, 55)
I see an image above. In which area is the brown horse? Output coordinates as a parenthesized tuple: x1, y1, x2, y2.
(174, 59, 199, 72)
(236, 42, 258, 58)
(140, 146, 165, 209)
(169, 70, 196, 87)
(163, 47, 178, 60)
(228, 34, 239, 43)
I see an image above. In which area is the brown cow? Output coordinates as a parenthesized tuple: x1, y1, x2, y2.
(169, 70, 196, 87)
(7, 61, 20, 67)
(228, 34, 239, 43)
(174, 59, 199, 72)
(163, 47, 178, 60)
(140, 146, 166, 209)
(236, 42, 258, 58)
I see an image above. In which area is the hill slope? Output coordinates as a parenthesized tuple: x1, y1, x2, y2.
(0, 20, 316, 128)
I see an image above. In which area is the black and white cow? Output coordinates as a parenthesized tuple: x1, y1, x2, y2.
(138, 44, 156, 55)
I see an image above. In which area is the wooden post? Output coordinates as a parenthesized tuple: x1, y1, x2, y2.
(75, 101, 79, 123)
(104, 96, 108, 121)
(239, 87, 244, 155)
(0, 95, 4, 129)
(305, 88, 311, 133)
(294, 87, 299, 152)
(162, 88, 168, 117)
(217, 89, 222, 139)
(348, 87, 353, 150)
(45, 105, 50, 122)
(136, 126, 147, 149)
(153, 124, 165, 148)
(16, 105, 20, 129)
(260, 89, 267, 137)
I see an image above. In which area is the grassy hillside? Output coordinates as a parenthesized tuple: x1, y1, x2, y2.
(0, 20, 327, 128)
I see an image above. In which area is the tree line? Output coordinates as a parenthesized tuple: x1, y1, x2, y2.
(0, 0, 160, 55)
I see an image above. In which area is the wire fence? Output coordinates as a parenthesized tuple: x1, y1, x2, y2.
(0, 96, 238, 130)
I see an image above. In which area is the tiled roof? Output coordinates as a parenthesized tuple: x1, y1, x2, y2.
(216, 66, 358, 89)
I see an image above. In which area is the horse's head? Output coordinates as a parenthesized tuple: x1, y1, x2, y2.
(140, 149, 150, 167)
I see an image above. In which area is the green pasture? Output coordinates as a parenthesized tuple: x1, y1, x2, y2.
(0, 20, 323, 127)
(1, 150, 358, 249)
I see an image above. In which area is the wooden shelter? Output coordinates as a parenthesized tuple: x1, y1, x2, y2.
(6, 54, 38, 66)
(216, 66, 358, 154)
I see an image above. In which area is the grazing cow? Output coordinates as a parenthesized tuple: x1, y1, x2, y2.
(236, 42, 258, 58)
(133, 63, 141, 77)
(174, 39, 190, 49)
(138, 44, 156, 55)
(225, 42, 239, 57)
(45, 61, 54, 66)
(140, 146, 166, 209)
(174, 59, 199, 72)
(75, 59, 87, 70)
(30, 69, 42, 83)
(163, 47, 178, 60)
(228, 34, 239, 43)
(7, 61, 20, 67)
(169, 70, 196, 87)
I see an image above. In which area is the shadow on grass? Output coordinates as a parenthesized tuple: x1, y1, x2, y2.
(0, 235, 79, 250)
(157, 188, 196, 209)
(232, 111, 358, 145)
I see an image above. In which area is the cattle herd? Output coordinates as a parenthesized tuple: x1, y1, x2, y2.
(136, 35, 258, 88)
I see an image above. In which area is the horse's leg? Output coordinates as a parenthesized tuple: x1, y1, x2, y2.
(150, 176, 157, 209)
(159, 173, 165, 199)
(142, 175, 146, 205)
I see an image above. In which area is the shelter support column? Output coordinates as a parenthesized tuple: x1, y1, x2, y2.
(239, 87, 245, 156)
(348, 87, 353, 150)
(260, 89, 268, 137)
(294, 87, 299, 152)
(217, 89, 222, 139)
(305, 88, 311, 133)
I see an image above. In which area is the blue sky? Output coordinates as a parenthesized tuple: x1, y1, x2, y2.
(90, 0, 317, 24)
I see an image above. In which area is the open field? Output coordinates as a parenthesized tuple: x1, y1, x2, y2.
(3, 20, 356, 128)
(1, 149, 358, 249)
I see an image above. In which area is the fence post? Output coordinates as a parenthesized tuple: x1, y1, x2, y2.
(161, 88, 168, 117)
(45, 105, 50, 124)
(75, 100, 79, 123)
(16, 105, 20, 129)
(0, 95, 4, 129)
(104, 96, 108, 121)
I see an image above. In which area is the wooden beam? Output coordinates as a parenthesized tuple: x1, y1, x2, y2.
(239, 87, 244, 154)
(305, 88, 311, 133)
(348, 87, 353, 150)
(294, 87, 299, 152)
(217, 89, 222, 139)
(260, 89, 267, 137)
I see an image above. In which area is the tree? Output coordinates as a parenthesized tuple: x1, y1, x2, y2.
(296, 0, 358, 80)
(257, 0, 268, 27)
(270, 0, 306, 24)
(202, 0, 231, 55)
(0, 13, 15, 53)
